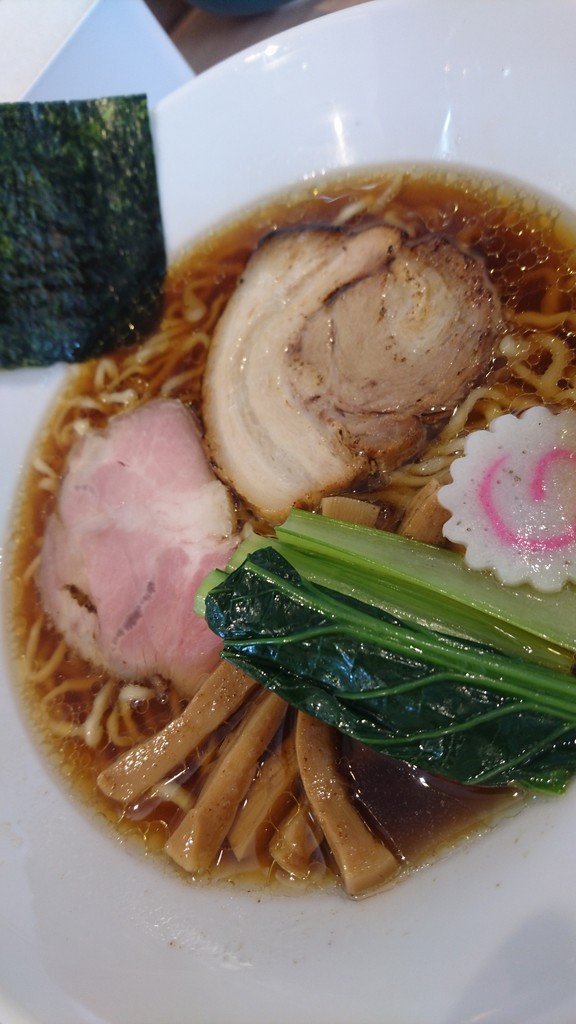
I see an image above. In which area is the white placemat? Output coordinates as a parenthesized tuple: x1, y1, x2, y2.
(24, 0, 193, 105)
(0, 0, 96, 100)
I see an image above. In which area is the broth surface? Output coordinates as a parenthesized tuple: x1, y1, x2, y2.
(9, 165, 576, 894)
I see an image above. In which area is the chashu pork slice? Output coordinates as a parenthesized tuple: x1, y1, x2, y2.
(37, 399, 240, 699)
(203, 225, 501, 524)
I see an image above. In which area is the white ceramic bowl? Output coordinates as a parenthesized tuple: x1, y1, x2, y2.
(2, 2, 576, 1022)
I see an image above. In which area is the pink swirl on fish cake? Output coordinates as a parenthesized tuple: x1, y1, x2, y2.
(437, 406, 576, 591)
(479, 449, 576, 553)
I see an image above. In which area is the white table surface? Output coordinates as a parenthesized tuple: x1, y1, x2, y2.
(0, 0, 193, 105)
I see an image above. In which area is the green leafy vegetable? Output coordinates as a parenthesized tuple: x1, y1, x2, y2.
(198, 513, 576, 792)
(0, 95, 165, 368)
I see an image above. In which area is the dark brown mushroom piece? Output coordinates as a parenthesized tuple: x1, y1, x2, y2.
(203, 224, 501, 524)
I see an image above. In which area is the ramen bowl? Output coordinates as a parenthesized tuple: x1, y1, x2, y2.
(2, 1, 576, 1022)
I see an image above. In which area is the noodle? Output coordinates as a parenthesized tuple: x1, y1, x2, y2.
(9, 166, 576, 896)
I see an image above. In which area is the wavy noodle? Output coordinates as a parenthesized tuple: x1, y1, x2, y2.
(386, 317, 576, 516)
(9, 167, 576, 894)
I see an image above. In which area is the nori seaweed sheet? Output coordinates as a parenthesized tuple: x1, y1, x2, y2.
(0, 95, 166, 368)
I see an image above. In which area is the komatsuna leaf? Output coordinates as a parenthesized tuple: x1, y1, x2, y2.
(203, 547, 576, 792)
(0, 95, 166, 368)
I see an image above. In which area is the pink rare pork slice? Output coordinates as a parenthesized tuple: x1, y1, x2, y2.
(37, 399, 240, 699)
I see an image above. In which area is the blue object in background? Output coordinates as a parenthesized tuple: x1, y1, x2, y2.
(190, 0, 295, 14)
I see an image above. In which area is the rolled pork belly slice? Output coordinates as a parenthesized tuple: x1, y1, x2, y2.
(203, 224, 502, 524)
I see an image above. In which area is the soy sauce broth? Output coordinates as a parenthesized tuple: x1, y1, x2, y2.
(8, 164, 576, 895)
